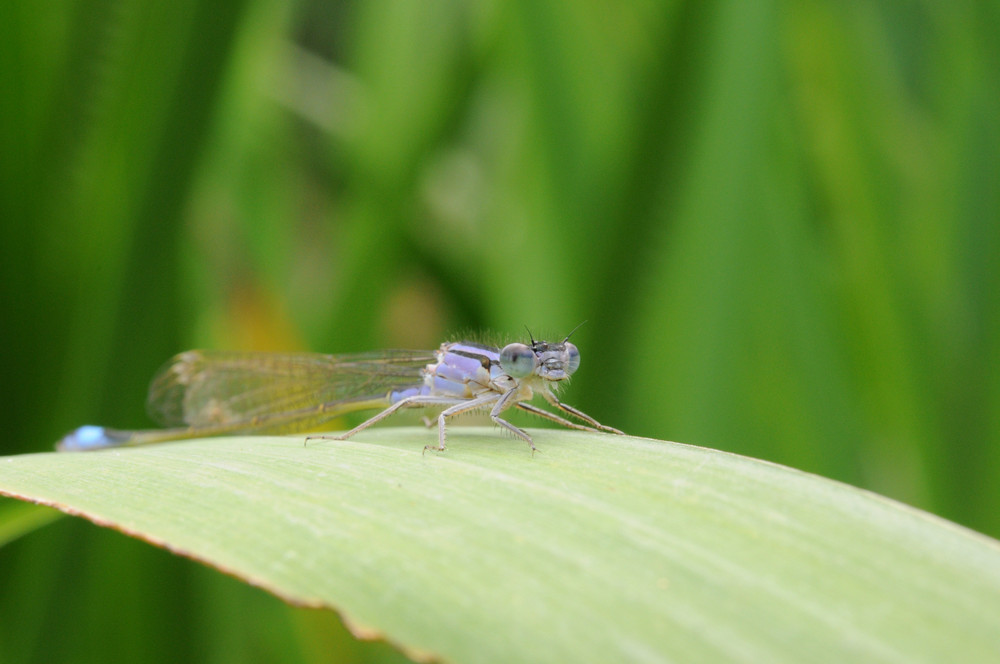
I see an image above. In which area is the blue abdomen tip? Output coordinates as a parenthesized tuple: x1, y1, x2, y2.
(58, 426, 113, 451)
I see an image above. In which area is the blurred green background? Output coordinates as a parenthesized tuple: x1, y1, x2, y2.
(2, 1, 998, 662)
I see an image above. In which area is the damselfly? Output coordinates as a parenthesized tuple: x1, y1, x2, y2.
(58, 333, 622, 453)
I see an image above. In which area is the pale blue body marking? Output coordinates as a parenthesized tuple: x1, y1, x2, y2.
(58, 426, 125, 451)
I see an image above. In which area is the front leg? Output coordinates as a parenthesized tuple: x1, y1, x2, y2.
(515, 402, 604, 433)
(541, 390, 623, 435)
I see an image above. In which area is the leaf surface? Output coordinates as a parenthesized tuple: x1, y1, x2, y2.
(2, 429, 998, 663)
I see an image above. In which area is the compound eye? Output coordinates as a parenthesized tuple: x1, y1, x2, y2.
(500, 343, 537, 378)
(565, 342, 580, 375)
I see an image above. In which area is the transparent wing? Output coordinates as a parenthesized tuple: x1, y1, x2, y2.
(146, 349, 434, 429)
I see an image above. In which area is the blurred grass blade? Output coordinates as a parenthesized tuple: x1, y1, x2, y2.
(0, 500, 63, 548)
(1, 429, 999, 663)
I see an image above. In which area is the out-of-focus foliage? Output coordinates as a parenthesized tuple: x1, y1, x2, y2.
(1, 1, 998, 662)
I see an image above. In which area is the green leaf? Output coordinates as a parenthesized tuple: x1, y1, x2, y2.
(1, 429, 998, 662)
(0, 500, 63, 548)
